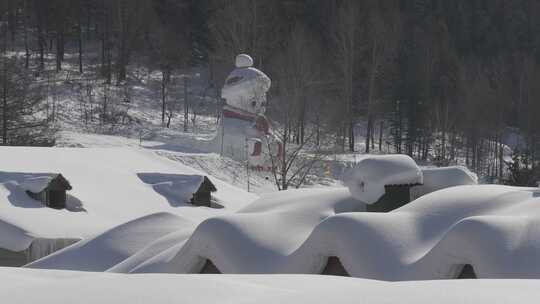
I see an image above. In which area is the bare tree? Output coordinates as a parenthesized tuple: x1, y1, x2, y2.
(267, 23, 325, 190)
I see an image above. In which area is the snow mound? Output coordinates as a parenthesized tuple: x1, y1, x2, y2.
(4, 268, 540, 304)
(343, 155, 422, 204)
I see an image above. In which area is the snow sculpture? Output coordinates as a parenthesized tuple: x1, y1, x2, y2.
(216, 54, 281, 168)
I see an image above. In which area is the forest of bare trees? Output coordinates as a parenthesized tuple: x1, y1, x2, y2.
(2, 0, 540, 184)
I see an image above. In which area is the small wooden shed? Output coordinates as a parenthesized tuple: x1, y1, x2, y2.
(24, 174, 72, 209)
(190, 176, 217, 207)
(366, 183, 421, 212)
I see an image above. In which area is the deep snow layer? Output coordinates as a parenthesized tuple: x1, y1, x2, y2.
(30, 184, 540, 280)
(3, 268, 540, 304)
(0, 147, 256, 252)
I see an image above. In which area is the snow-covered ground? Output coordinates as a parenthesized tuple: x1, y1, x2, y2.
(3, 268, 540, 304)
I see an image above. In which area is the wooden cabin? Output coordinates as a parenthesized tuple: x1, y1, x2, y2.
(24, 174, 72, 209)
(366, 183, 421, 212)
(190, 176, 217, 207)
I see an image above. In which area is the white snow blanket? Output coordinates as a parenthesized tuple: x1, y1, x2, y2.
(31, 184, 540, 280)
(0, 147, 256, 252)
(343, 154, 423, 204)
(2, 268, 540, 304)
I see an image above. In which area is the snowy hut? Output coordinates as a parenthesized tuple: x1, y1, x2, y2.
(344, 155, 423, 212)
(21, 174, 72, 209)
(191, 176, 217, 207)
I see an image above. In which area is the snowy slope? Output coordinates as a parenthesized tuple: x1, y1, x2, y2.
(0, 146, 256, 252)
(3, 268, 540, 304)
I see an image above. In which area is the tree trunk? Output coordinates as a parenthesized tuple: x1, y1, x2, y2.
(23, 0, 30, 69)
(161, 70, 169, 125)
(365, 116, 372, 153)
(78, 14, 83, 74)
(2, 22, 7, 144)
(379, 120, 383, 152)
(365, 36, 378, 154)
(184, 77, 189, 132)
(37, 10, 45, 71)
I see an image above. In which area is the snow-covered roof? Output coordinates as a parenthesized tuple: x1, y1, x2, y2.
(343, 154, 423, 204)
(0, 147, 256, 252)
(411, 166, 478, 200)
(19, 176, 55, 193)
(26, 213, 196, 272)
(138, 174, 214, 206)
(18, 174, 72, 193)
(30, 184, 540, 280)
(28, 188, 363, 273)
